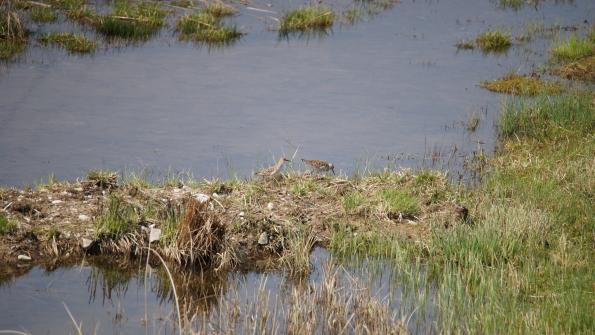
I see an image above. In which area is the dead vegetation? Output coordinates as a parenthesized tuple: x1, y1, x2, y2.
(0, 169, 467, 275)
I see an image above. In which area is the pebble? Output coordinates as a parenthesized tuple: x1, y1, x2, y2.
(149, 228, 161, 243)
(81, 238, 94, 249)
(193, 193, 210, 203)
(258, 232, 269, 245)
(51, 200, 63, 205)
(267, 202, 274, 211)
(17, 255, 32, 261)
(239, 211, 245, 218)
(78, 214, 90, 221)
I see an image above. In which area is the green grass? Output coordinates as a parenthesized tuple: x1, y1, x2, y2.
(341, 191, 366, 214)
(0, 39, 26, 60)
(170, 0, 194, 8)
(479, 73, 562, 96)
(0, 214, 16, 235)
(202, 3, 236, 18)
(498, 90, 593, 139)
(38, 32, 96, 54)
(549, 35, 593, 63)
(380, 189, 420, 217)
(475, 30, 512, 52)
(279, 6, 334, 35)
(498, 0, 524, 10)
(0, 9, 27, 61)
(329, 89, 595, 333)
(31, 6, 57, 23)
(176, 11, 242, 44)
(94, 195, 136, 239)
(50, 0, 95, 22)
(94, 1, 166, 40)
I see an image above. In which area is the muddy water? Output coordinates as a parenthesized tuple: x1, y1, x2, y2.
(0, 249, 435, 334)
(1, 0, 592, 185)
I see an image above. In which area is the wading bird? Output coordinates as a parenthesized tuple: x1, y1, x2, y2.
(301, 159, 335, 175)
(256, 157, 291, 177)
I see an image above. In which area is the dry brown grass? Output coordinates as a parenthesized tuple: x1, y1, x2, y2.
(551, 55, 595, 82)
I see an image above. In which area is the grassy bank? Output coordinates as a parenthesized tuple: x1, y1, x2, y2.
(330, 89, 594, 333)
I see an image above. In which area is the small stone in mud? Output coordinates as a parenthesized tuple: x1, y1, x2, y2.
(17, 254, 32, 261)
(267, 202, 274, 211)
(51, 200, 63, 205)
(149, 227, 161, 243)
(78, 214, 90, 221)
(258, 231, 269, 245)
(193, 193, 210, 203)
(81, 238, 94, 249)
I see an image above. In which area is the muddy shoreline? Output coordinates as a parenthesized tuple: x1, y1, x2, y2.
(0, 170, 468, 278)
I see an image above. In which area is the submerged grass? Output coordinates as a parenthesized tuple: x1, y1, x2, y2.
(0, 3, 27, 61)
(475, 29, 512, 52)
(278, 6, 333, 35)
(479, 73, 562, 96)
(38, 32, 96, 53)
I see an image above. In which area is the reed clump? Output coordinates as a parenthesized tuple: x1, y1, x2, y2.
(94, 1, 166, 40)
(0, 0, 27, 60)
(278, 6, 334, 35)
(176, 10, 241, 44)
(30, 6, 57, 23)
(475, 29, 512, 52)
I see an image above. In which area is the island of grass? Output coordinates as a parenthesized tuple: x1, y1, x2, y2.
(475, 30, 512, 52)
(38, 32, 96, 54)
(479, 73, 562, 96)
(94, 1, 166, 40)
(279, 6, 334, 35)
(176, 4, 241, 44)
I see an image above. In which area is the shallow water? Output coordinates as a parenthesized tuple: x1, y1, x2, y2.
(1, 0, 593, 186)
(0, 248, 435, 334)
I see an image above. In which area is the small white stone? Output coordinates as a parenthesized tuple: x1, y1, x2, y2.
(212, 193, 220, 198)
(267, 202, 274, 211)
(149, 228, 161, 243)
(78, 214, 90, 221)
(39, 189, 48, 193)
(239, 211, 245, 218)
(81, 238, 94, 249)
(74, 187, 84, 192)
(51, 200, 63, 205)
(18, 254, 32, 261)
(258, 232, 269, 245)
(193, 193, 210, 203)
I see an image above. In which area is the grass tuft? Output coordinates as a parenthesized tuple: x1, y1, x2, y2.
(30, 6, 57, 23)
(475, 30, 512, 52)
(176, 11, 241, 44)
(0, 214, 16, 235)
(455, 39, 474, 50)
(94, 195, 136, 239)
(202, 2, 235, 18)
(551, 55, 594, 82)
(479, 73, 562, 96)
(380, 189, 420, 217)
(94, 1, 166, 40)
(38, 32, 96, 53)
(0, 5, 27, 61)
(279, 6, 333, 35)
(549, 34, 593, 63)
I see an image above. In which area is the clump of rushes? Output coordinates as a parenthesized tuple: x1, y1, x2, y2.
(202, 2, 236, 18)
(479, 73, 562, 96)
(475, 30, 512, 53)
(549, 34, 593, 63)
(49, 0, 95, 22)
(176, 11, 241, 44)
(95, 1, 166, 40)
(279, 6, 333, 35)
(0, 2, 27, 61)
(0, 214, 16, 235)
(31, 6, 57, 23)
(94, 195, 136, 239)
(38, 32, 96, 54)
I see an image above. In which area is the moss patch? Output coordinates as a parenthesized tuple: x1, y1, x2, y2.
(479, 74, 562, 96)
